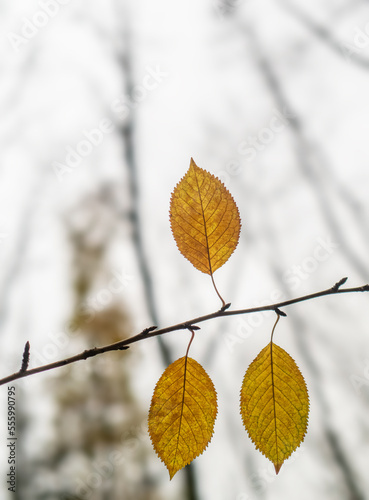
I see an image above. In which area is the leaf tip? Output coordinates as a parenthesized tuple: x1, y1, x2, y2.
(168, 468, 177, 480)
(240, 343, 309, 473)
(169, 158, 241, 275)
(149, 357, 217, 479)
(274, 463, 283, 474)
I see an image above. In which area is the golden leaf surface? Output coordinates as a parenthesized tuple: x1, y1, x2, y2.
(170, 158, 241, 275)
(240, 343, 309, 474)
(148, 356, 217, 479)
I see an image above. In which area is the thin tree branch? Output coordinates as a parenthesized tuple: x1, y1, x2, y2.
(244, 21, 369, 282)
(1, 278, 368, 386)
(114, 6, 172, 367)
(278, 0, 369, 70)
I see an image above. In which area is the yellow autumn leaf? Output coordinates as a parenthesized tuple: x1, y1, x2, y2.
(148, 356, 217, 479)
(170, 158, 241, 276)
(240, 343, 309, 474)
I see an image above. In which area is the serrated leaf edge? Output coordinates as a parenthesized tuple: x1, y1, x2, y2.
(239, 344, 309, 473)
(169, 159, 241, 275)
(148, 356, 218, 479)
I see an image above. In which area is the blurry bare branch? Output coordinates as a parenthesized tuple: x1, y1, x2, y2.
(111, 5, 197, 497)
(112, 3, 172, 368)
(278, 0, 369, 70)
(244, 22, 369, 281)
(260, 193, 365, 500)
(243, 21, 369, 497)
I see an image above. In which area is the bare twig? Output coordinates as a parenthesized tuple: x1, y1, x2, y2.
(1, 279, 368, 386)
(20, 341, 30, 373)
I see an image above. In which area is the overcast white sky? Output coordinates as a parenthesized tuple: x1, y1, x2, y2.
(1, 1, 369, 499)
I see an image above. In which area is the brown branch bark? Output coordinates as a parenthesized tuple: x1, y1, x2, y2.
(1, 278, 368, 386)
